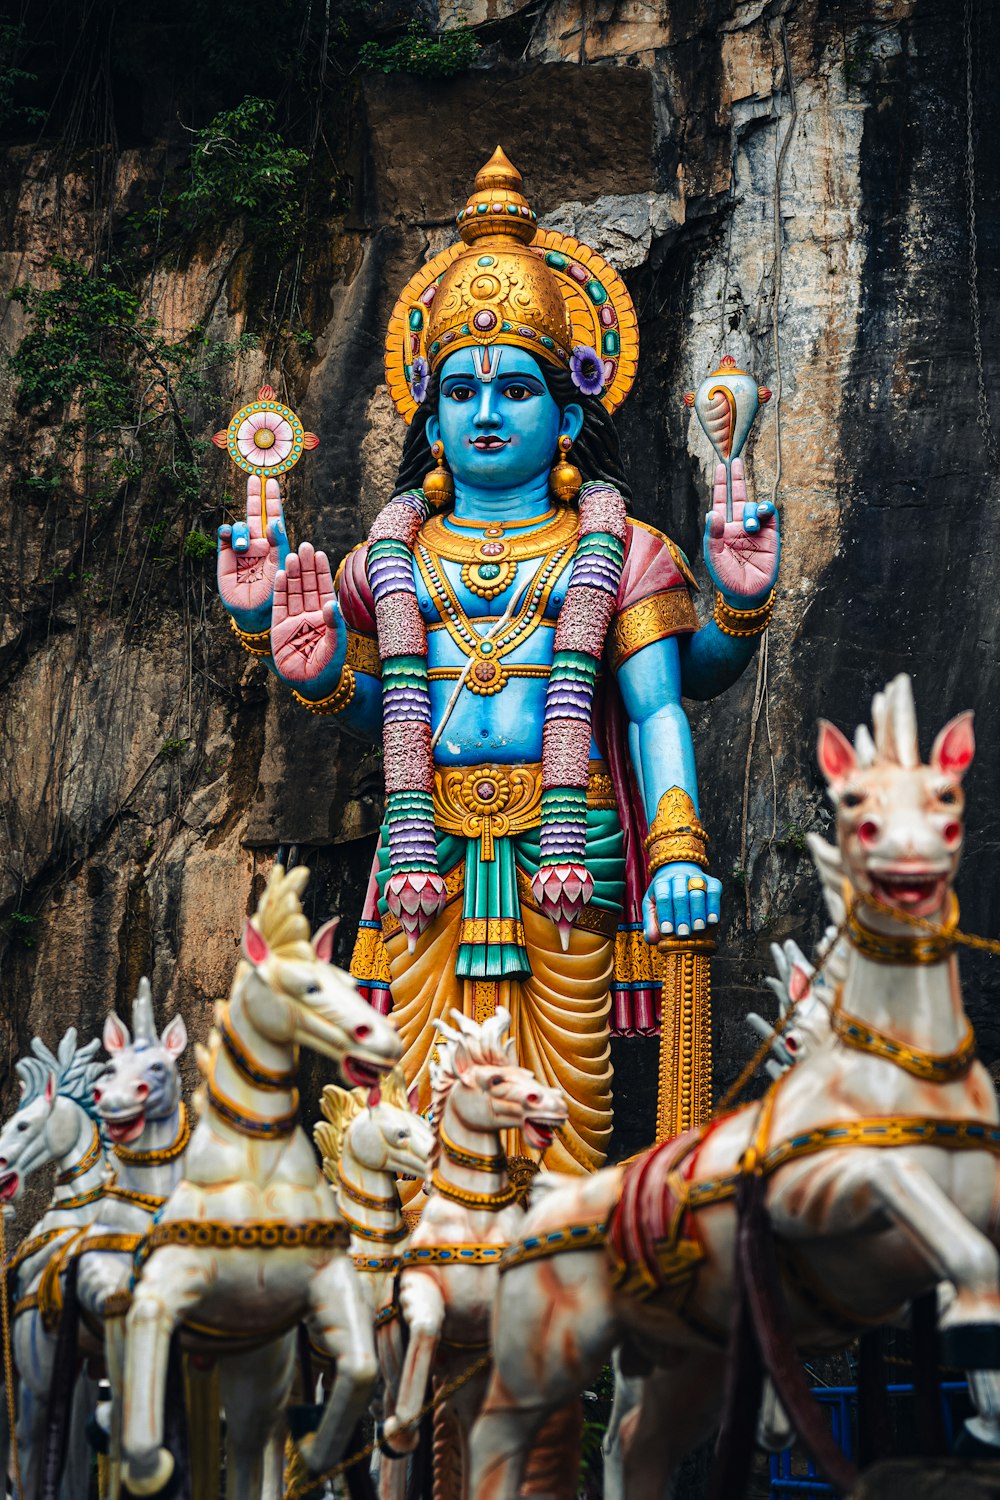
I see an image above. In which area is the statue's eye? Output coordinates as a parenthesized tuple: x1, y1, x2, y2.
(446, 385, 475, 402)
(938, 787, 959, 805)
(841, 790, 866, 809)
(503, 384, 532, 401)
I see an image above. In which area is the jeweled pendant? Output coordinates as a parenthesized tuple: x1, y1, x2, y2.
(461, 558, 517, 600)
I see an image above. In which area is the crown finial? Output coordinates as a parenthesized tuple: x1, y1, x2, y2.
(457, 145, 538, 247)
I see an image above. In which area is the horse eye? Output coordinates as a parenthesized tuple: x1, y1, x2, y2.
(150, 1062, 165, 1075)
(307, 984, 321, 996)
(938, 787, 958, 805)
(489, 1074, 503, 1088)
(841, 791, 865, 809)
(16, 1121, 29, 1133)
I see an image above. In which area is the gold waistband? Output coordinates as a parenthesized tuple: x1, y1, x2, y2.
(432, 760, 615, 861)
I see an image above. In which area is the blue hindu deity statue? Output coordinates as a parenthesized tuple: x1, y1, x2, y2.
(217, 149, 780, 1175)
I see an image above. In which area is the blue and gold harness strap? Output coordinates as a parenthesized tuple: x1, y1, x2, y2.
(402, 1243, 506, 1267)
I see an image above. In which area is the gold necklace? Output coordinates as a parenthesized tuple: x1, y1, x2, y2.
(831, 993, 976, 1082)
(112, 1103, 191, 1165)
(847, 891, 959, 966)
(423, 508, 578, 602)
(416, 536, 573, 696)
(430, 1168, 517, 1210)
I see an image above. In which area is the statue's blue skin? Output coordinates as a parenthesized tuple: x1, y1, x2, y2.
(220, 345, 779, 937)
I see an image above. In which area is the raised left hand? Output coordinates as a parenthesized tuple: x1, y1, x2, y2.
(644, 862, 722, 943)
(703, 457, 779, 604)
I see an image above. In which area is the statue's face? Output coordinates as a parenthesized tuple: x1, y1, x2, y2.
(426, 345, 582, 491)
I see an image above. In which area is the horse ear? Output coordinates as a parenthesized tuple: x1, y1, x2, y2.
(241, 920, 269, 968)
(817, 721, 857, 784)
(788, 965, 812, 1004)
(452, 1041, 474, 1078)
(407, 1082, 421, 1113)
(161, 1014, 187, 1059)
(931, 711, 975, 780)
(312, 917, 340, 964)
(44, 1072, 56, 1106)
(103, 1012, 130, 1054)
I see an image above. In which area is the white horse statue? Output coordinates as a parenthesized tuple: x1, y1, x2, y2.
(381, 1008, 568, 1500)
(314, 1068, 433, 1500)
(120, 863, 402, 1499)
(0, 1029, 106, 1500)
(470, 674, 1000, 1499)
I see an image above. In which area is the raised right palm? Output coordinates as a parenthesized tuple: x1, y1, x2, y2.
(218, 475, 286, 614)
(271, 543, 343, 683)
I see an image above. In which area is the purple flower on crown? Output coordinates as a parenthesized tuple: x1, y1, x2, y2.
(570, 345, 604, 398)
(410, 355, 430, 405)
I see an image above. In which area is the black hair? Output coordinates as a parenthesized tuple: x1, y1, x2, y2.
(391, 359, 632, 504)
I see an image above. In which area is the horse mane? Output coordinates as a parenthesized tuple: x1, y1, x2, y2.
(16, 1028, 103, 1118)
(251, 864, 314, 961)
(864, 673, 919, 769)
(427, 1008, 515, 1177)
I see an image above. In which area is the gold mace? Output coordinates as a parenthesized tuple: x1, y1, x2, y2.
(655, 934, 716, 1140)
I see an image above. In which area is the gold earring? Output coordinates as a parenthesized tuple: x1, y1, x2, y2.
(423, 441, 454, 510)
(549, 435, 582, 505)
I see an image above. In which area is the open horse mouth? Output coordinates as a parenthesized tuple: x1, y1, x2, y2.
(104, 1113, 146, 1145)
(522, 1118, 564, 1152)
(341, 1056, 389, 1091)
(867, 867, 950, 918)
(0, 1172, 19, 1203)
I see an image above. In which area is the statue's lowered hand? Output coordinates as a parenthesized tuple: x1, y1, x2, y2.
(703, 457, 779, 604)
(218, 475, 288, 619)
(271, 543, 344, 684)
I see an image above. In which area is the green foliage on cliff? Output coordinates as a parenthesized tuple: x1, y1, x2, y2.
(359, 21, 480, 78)
(178, 97, 310, 240)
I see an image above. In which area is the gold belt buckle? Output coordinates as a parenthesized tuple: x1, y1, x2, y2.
(433, 764, 543, 861)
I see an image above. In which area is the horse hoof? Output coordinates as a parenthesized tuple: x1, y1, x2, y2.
(287, 1403, 324, 1441)
(122, 1448, 177, 1497)
(956, 1418, 1000, 1457)
(940, 1322, 1000, 1369)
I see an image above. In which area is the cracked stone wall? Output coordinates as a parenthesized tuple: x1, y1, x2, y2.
(0, 0, 998, 1233)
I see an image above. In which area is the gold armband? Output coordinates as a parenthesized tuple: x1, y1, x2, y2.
(229, 615, 272, 658)
(644, 787, 709, 874)
(291, 666, 356, 716)
(345, 630, 382, 678)
(713, 590, 775, 638)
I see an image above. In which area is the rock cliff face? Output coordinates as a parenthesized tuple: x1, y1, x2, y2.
(0, 0, 997, 1211)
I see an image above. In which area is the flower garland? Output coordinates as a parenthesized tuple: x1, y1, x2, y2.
(366, 481, 628, 949)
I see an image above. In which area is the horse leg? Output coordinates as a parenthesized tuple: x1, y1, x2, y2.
(380, 1274, 443, 1458)
(855, 1156, 1000, 1364)
(301, 1256, 378, 1476)
(15, 1312, 55, 1500)
(218, 1336, 296, 1500)
(468, 1260, 616, 1500)
(64, 1370, 98, 1500)
(619, 1353, 724, 1500)
(376, 1320, 407, 1500)
(601, 1352, 642, 1500)
(120, 1251, 208, 1496)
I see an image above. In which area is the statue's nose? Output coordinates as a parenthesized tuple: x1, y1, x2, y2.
(473, 388, 501, 429)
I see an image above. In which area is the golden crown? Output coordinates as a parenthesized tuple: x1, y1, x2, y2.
(384, 148, 638, 422)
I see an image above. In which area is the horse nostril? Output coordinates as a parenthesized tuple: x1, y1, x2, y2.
(92, 1089, 102, 1104)
(354, 1024, 372, 1042)
(526, 1092, 541, 1106)
(135, 1083, 149, 1100)
(944, 821, 962, 846)
(857, 820, 879, 847)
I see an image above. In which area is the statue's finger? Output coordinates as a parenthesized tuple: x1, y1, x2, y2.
(689, 887, 707, 931)
(231, 522, 251, 554)
(707, 881, 722, 925)
(285, 553, 304, 614)
(272, 569, 288, 625)
(705, 508, 725, 541)
(297, 541, 319, 611)
(643, 891, 660, 945)
(742, 500, 760, 535)
(731, 457, 748, 505)
(316, 551, 335, 602)
(322, 599, 339, 631)
(757, 500, 776, 520)
(712, 463, 729, 513)
(217, 524, 234, 553)
(671, 875, 691, 937)
(247, 475, 263, 539)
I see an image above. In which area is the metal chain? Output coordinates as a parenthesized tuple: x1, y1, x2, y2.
(0, 1213, 25, 1500)
(964, 0, 998, 467)
(283, 1350, 492, 1500)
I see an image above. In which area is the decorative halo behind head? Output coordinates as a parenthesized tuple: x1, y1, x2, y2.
(384, 147, 639, 423)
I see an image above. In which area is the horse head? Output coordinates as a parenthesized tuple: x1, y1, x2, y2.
(316, 1067, 432, 1183)
(0, 1027, 103, 1203)
(432, 1008, 568, 1153)
(810, 673, 975, 925)
(95, 978, 187, 1146)
(236, 863, 401, 1089)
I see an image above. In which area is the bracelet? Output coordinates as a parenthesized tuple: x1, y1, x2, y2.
(229, 615, 272, 658)
(644, 787, 709, 875)
(713, 589, 775, 638)
(291, 666, 356, 716)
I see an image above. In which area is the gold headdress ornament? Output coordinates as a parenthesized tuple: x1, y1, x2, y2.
(384, 147, 639, 422)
